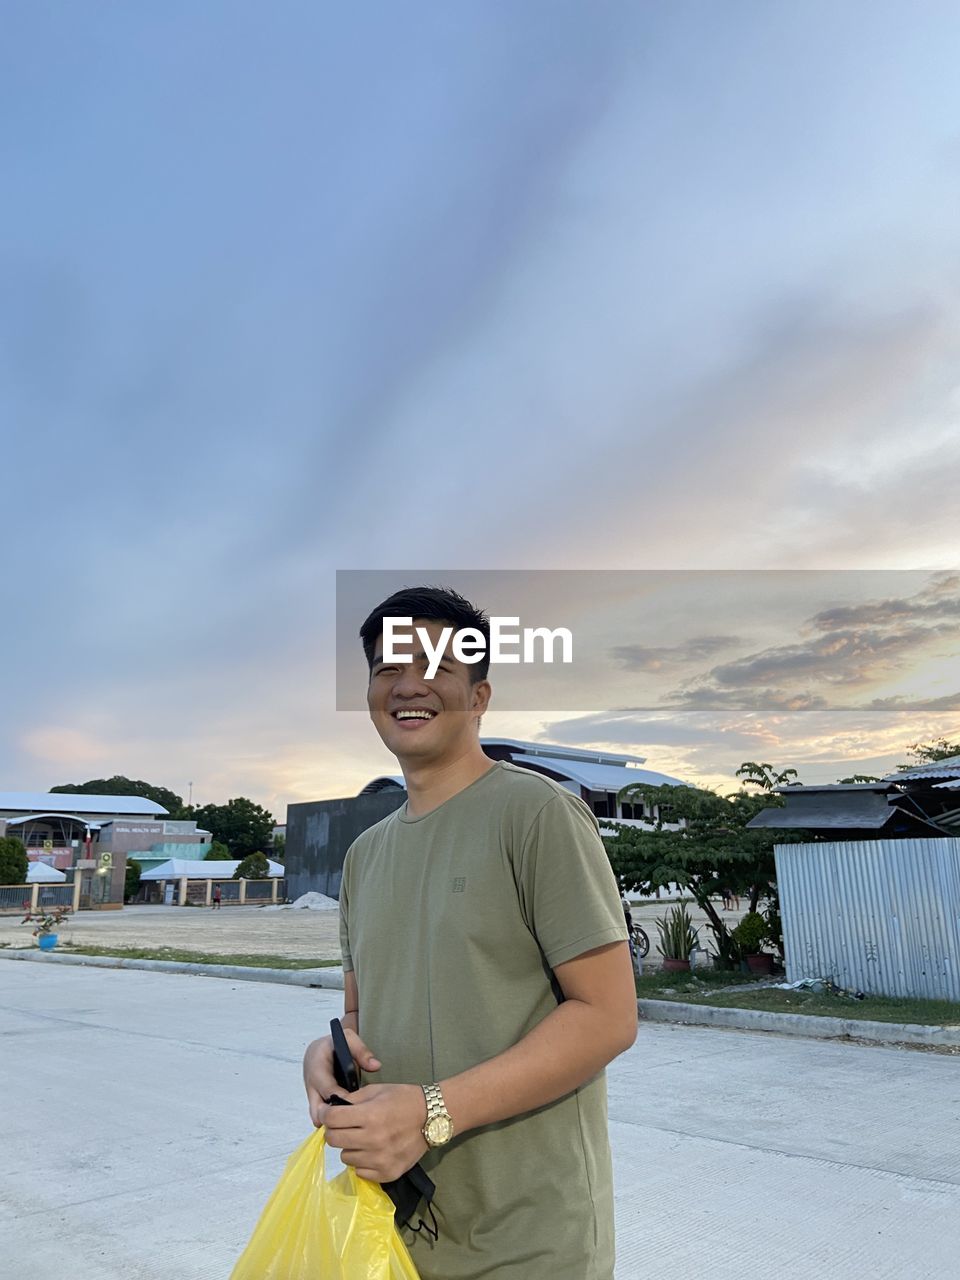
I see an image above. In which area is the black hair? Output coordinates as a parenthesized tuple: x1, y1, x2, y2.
(360, 585, 491, 682)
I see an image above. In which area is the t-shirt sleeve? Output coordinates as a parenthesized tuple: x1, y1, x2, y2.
(516, 790, 629, 969)
(338, 852, 354, 974)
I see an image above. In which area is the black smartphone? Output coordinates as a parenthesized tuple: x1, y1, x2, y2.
(330, 1017, 360, 1094)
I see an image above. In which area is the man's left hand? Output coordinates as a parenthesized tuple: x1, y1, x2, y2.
(320, 1083, 429, 1182)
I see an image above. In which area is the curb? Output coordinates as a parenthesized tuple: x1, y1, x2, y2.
(638, 997, 960, 1047)
(5, 951, 957, 1047)
(0, 949, 345, 989)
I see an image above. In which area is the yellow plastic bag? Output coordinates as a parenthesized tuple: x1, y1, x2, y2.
(230, 1128, 422, 1279)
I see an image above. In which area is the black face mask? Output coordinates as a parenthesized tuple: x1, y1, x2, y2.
(329, 1019, 440, 1240)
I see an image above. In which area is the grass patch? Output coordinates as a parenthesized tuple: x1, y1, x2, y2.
(58, 944, 340, 970)
(638, 970, 960, 1025)
(636, 968, 759, 999)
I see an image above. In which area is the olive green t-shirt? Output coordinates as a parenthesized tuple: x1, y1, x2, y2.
(339, 761, 629, 1280)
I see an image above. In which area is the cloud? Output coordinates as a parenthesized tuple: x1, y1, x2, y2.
(866, 692, 960, 713)
(21, 727, 112, 770)
(542, 710, 744, 750)
(667, 687, 831, 713)
(610, 635, 742, 672)
(703, 624, 953, 689)
(810, 574, 960, 631)
(660, 574, 960, 712)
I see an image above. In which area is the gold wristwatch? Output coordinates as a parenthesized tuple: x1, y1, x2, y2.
(421, 1082, 455, 1148)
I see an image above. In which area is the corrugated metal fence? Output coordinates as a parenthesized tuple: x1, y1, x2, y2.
(775, 838, 960, 1001)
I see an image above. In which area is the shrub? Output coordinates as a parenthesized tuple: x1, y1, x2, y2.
(233, 851, 270, 881)
(125, 858, 142, 902)
(0, 835, 28, 885)
(731, 911, 768, 956)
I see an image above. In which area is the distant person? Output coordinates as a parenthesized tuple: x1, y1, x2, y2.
(621, 892, 633, 931)
(212, 885, 222, 910)
(720, 887, 732, 911)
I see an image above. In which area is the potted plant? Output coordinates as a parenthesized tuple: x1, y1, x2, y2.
(21, 904, 72, 951)
(656, 902, 698, 972)
(731, 910, 774, 974)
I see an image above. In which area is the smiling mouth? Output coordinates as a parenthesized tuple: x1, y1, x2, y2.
(392, 709, 438, 722)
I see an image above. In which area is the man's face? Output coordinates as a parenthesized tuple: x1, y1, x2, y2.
(367, 617, 491, 765)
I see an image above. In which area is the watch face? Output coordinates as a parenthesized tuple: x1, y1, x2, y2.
(425, 1114, 454, 1146)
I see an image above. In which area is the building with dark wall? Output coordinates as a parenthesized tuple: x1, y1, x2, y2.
(285, 789, 406, 901)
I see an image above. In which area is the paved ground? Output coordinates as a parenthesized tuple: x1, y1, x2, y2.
(2, 963, 957, 1279)
(0, 898, 737, 962)
(0, 903, 344, 959)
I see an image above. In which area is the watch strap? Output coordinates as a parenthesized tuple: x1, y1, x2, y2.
(421, 1082, 454, 1145)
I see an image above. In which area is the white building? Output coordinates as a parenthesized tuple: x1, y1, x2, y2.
(362, 737, 690, 830)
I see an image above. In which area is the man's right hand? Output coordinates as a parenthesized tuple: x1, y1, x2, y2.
(302, 1029, 382, 1128)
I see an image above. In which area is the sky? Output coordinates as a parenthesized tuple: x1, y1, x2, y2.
(3, 2, 960, 818)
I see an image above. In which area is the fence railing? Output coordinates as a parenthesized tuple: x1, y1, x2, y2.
(141, 877, 283, 906)
(32, 885, 75, 908)
(0, 885, 33, 913)
(0, 882, 80, 914)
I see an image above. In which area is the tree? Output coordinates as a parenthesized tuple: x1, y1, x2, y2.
(606, 771, 806, 965)
(50, 776, 186, 816)
(735, 762, 800, 791)
(899, 738, 960, 768)
(125, 858, 142, 902)
(0, 835, 28, 885)
(837, 774, 881, 784)
(271, 832, 285, 861)
(193, 798, 275, 858)
(233, 851, 270, 880)
(203, 841, 233, 861)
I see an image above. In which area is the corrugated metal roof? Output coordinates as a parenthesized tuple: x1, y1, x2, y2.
(356, 741, 690, 799)
(0, 792, 167, 816)
(358, 776, 406, 795)
(747, 788, 895, 830)
(26, 861, 67, 882)
(934, 779, 960, 791)
(141, 858, 283, 880)
(774, 783, 894, 794)
(480, 738, 648, 767)
(509, 754, 688, 793)
(883, 755, 960, 781)
(5, 813, 102, 829)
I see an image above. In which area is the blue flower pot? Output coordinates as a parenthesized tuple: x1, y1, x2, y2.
(38, 933, 58, 951)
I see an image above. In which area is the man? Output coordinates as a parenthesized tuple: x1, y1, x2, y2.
(302, 587, 637, 1280)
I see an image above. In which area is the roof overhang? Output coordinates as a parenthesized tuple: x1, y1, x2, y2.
(5, 813, 101, 829)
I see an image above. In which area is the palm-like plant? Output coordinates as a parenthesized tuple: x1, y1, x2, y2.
(735, 762, 799, 792)
(656, 903, 698, 960)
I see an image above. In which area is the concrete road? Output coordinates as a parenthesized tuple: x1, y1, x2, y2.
(2, 962, 956, 1279)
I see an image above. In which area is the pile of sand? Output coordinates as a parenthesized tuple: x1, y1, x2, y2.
(276, 891, 339, 911)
